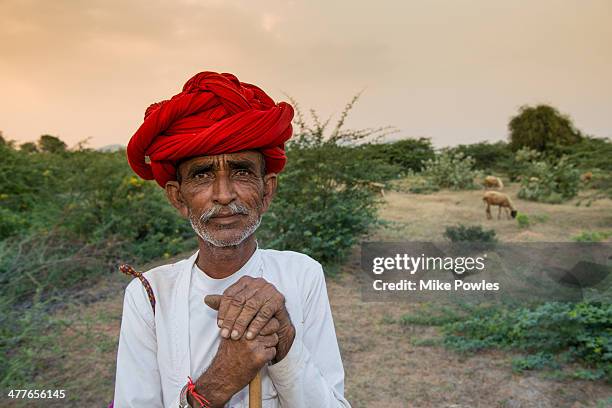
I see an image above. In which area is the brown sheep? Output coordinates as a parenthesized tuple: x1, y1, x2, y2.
(483, 175, 504, 190)
(483, 191, 517, 220)
(580, 171, 593, 183)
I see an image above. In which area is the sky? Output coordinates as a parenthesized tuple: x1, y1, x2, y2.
(1, 0, 610, 149)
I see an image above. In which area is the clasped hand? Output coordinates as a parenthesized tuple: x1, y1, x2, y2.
(204, 276, 296, 365)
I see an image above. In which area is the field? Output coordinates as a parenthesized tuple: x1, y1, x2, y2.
(7, 182, 611, 408)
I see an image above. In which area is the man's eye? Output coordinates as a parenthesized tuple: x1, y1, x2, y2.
(194, 172, 213, 180)
(235, 170, 251, 177)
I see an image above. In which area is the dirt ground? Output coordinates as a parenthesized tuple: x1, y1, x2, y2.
(332, 259, 611, 408)
(339, 184, 612, 407)
(15, 183, 612, 407)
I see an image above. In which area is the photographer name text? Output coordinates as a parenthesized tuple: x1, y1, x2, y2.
(373, 279, 499, 291)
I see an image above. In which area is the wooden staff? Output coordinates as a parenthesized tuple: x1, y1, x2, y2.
(249, 372, 262, 408)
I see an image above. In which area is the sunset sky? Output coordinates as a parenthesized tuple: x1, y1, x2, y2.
(1, 0, 610, 149)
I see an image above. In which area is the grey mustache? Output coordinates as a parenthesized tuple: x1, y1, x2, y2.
(199, 202, 249, 222)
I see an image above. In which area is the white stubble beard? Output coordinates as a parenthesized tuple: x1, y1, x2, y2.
(188, 201, 263, 247)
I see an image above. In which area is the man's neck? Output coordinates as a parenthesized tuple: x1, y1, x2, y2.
(195, 236, 257, 279)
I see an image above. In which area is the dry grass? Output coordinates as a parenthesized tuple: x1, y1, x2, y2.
(13, 183, 612, 407)
(377, 183, 612, 243)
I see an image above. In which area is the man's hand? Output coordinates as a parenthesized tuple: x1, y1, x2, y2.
(204, 276, 296, 363)
(189, 329, 278, 408)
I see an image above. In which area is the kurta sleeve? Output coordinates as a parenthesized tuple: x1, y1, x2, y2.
(267, 262, 351, 407)
(114, 279, 166, 407)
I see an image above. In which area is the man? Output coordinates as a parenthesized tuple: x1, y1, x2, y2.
(113, 71, 351, 408)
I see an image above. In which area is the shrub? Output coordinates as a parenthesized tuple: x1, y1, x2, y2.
(516, 213, 530, 229)
(564, 136, 612, 173)
(565, 136, 612, 205)
(572, 231, 612, 242)
(401, 302, 612, 380)
(257, 95, 392, 269)
(512, 353, 558, 373)
(0, 144, 196, 302)
(449, 141, 513, 172)
(401, 171, 441, 194)
(420, 150, 481, 190)
(515, 148, 581, 203)
(441, 302, 612, 381)
(444, 224, 497, 243)
(356, 138, 435, 174)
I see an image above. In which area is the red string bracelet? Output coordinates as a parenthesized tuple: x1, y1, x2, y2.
(187, 376, 211, 408)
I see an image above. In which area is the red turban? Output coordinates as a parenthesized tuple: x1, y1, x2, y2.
(127, 71, 294, 187)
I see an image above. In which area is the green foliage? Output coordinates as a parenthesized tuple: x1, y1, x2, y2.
(0, 290, 67, 387)
(19, 142, 38, 153)
(508, 104, 583, 152)
(420, 150, 481, 190)
(572, 231, 612, 243)
(516, 213, 530, 229)
(444, 224, 498, 243)
(597, 397, 612, 408)
(0, 144, 196, 302)
(511, 352, 558, 373)
(565, 136, 612, 204)
(515, 148, 581, 203)
(571, 368, 607, 381)
(441, 302, 612, 381)
(400, 302, 612, 380)
(564, 136, 612, 173)
(449, 141, 514, 172)
(38, 134, 67, 153)
(257, 95, 390, 268)
(356, 138, 435, 174)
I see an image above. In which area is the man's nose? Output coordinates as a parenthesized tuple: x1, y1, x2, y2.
(212, 172, 237, 205)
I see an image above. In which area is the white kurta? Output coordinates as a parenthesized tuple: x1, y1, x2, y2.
(113, 244, 351, 408)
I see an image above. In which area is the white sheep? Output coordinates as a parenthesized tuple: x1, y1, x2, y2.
(483, 191, 517, 220)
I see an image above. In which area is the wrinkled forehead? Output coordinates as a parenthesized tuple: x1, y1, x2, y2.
(177, 150, 265, 176)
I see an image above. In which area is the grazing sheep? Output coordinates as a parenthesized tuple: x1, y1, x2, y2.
(483, 191, 517, 220)
(580, 171, 593, 183)
(483, 175, 504, 190)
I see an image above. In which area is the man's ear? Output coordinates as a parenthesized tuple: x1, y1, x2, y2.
(261, 172, 278, 213)
(165, 180, 189, 218)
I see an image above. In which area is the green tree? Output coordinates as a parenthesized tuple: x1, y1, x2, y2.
(356, 137, 435, 174)
(19, 142, 38, 153)
(0, 132, 16, 149)
(508, 104, 582, 152)
(449, 141, 513, 171)
(38, 134, 67, 153)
